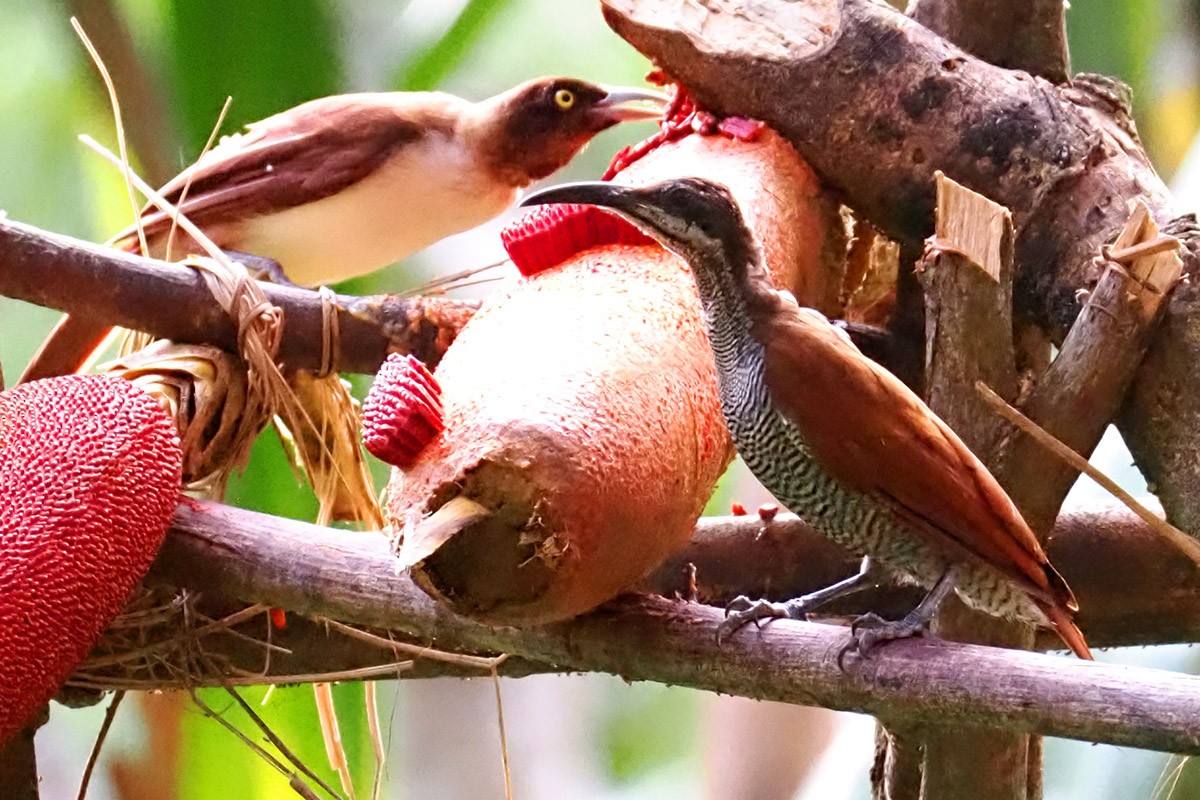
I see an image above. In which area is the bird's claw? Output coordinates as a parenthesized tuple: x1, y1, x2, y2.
(836, 612, 930, 670)
(716, 595, 805, 645)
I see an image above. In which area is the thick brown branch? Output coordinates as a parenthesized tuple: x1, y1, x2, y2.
(137, 500, 1200, 754)
(908, 0, 1069, 82)
(0, 218, 477, 372)
(90, 504, 1193, 687)
(601, 0, 1169, 333)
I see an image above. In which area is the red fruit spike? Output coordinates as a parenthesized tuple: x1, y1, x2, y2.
(501, 203, 655, 277)
(718, 117, 766, 142)
(644, 68, 670, 86)
(0, 374, 182, 745)
(730, 502, 748, 516)
(363, 353, 444, 468)
(757, 503, 780, 522)
(601, 83, 770, 179)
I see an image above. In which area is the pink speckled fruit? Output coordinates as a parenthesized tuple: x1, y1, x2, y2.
(383, 125, 845, 626)
(0, 375, 182, 744)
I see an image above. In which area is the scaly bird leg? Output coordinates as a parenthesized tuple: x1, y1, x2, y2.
(838, 567, 958, 668)
(717, 556, 883, 644)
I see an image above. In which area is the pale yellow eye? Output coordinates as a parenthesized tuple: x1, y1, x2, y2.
(554, 89, 576, 110)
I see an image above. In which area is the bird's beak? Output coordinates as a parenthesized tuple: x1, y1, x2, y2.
(521, 181, 666, 239)
(592, 86, 669, 122)
(522, 180, 642, 215)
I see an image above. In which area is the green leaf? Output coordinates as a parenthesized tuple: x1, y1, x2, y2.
(162, 0, 343, 152)
(395, 0, 517, 90)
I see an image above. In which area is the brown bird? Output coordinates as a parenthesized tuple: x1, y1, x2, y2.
(22, 77, 665, 382)
(521, 177, 1092, 660)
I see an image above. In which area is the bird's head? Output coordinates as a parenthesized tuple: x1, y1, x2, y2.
(520, 177, 755, 267)
(475, 78, 666, 185)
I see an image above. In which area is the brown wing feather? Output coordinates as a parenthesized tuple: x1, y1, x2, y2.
(113, 93, 448, 249)
(757, 304, 1075, 607)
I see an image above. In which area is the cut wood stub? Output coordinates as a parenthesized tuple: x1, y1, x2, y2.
(920, 172, 1018, 455)
(919, 172, 1029, 800)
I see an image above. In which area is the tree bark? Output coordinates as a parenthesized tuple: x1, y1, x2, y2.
(907, 0, 1069, 82)
(0, 709, 44, 800)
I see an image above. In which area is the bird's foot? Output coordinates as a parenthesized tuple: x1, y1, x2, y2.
(837, 611, 930, 669)
(716, 595, 812, 645)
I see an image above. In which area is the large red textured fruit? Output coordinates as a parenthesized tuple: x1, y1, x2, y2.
(0, 375, 182, 744)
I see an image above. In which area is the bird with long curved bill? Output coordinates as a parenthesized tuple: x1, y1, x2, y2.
(23, 77, 666, 382)
(520, 177, 1092, 661)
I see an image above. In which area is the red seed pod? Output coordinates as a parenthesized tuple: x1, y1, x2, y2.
(269, 608, 288, 629)
(0, 375, 182, 744)
(501, 203, 654, 277)
(717, 117, 765, 142)
(757, 503, 780, 522)
(730, 503, 749, 516)
(362, 353, 444, 468)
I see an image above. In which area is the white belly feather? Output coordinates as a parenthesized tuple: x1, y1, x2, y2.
(240, 136, 517, 287)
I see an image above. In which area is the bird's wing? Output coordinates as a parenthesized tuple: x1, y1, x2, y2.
(113, 93, 444, 248)
(758, 306, 1075, 607)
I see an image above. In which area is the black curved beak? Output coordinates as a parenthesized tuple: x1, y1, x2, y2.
(521, 180, 638, 212)
(521, 181, 671, 243)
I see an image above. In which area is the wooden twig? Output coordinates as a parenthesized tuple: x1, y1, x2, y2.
(187, 689, 329, 800)
(976, 381, 1200, 566)
(76, 691, 124, 800)
(0, 217, 477, 373)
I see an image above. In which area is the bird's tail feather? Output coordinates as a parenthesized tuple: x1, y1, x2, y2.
(1039, 600, 1093, 660)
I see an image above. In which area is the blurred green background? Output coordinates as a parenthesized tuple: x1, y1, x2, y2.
(2, 0, 1199, 798)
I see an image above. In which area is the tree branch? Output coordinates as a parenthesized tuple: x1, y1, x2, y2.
(994, 205, 1182, 534)
(72, 504, 1194, 691)
(127, 500, 1200, 755)
(0, 217, 477, 372)
(0, 708, 45, 800)
(908, 0, 1069, 82)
